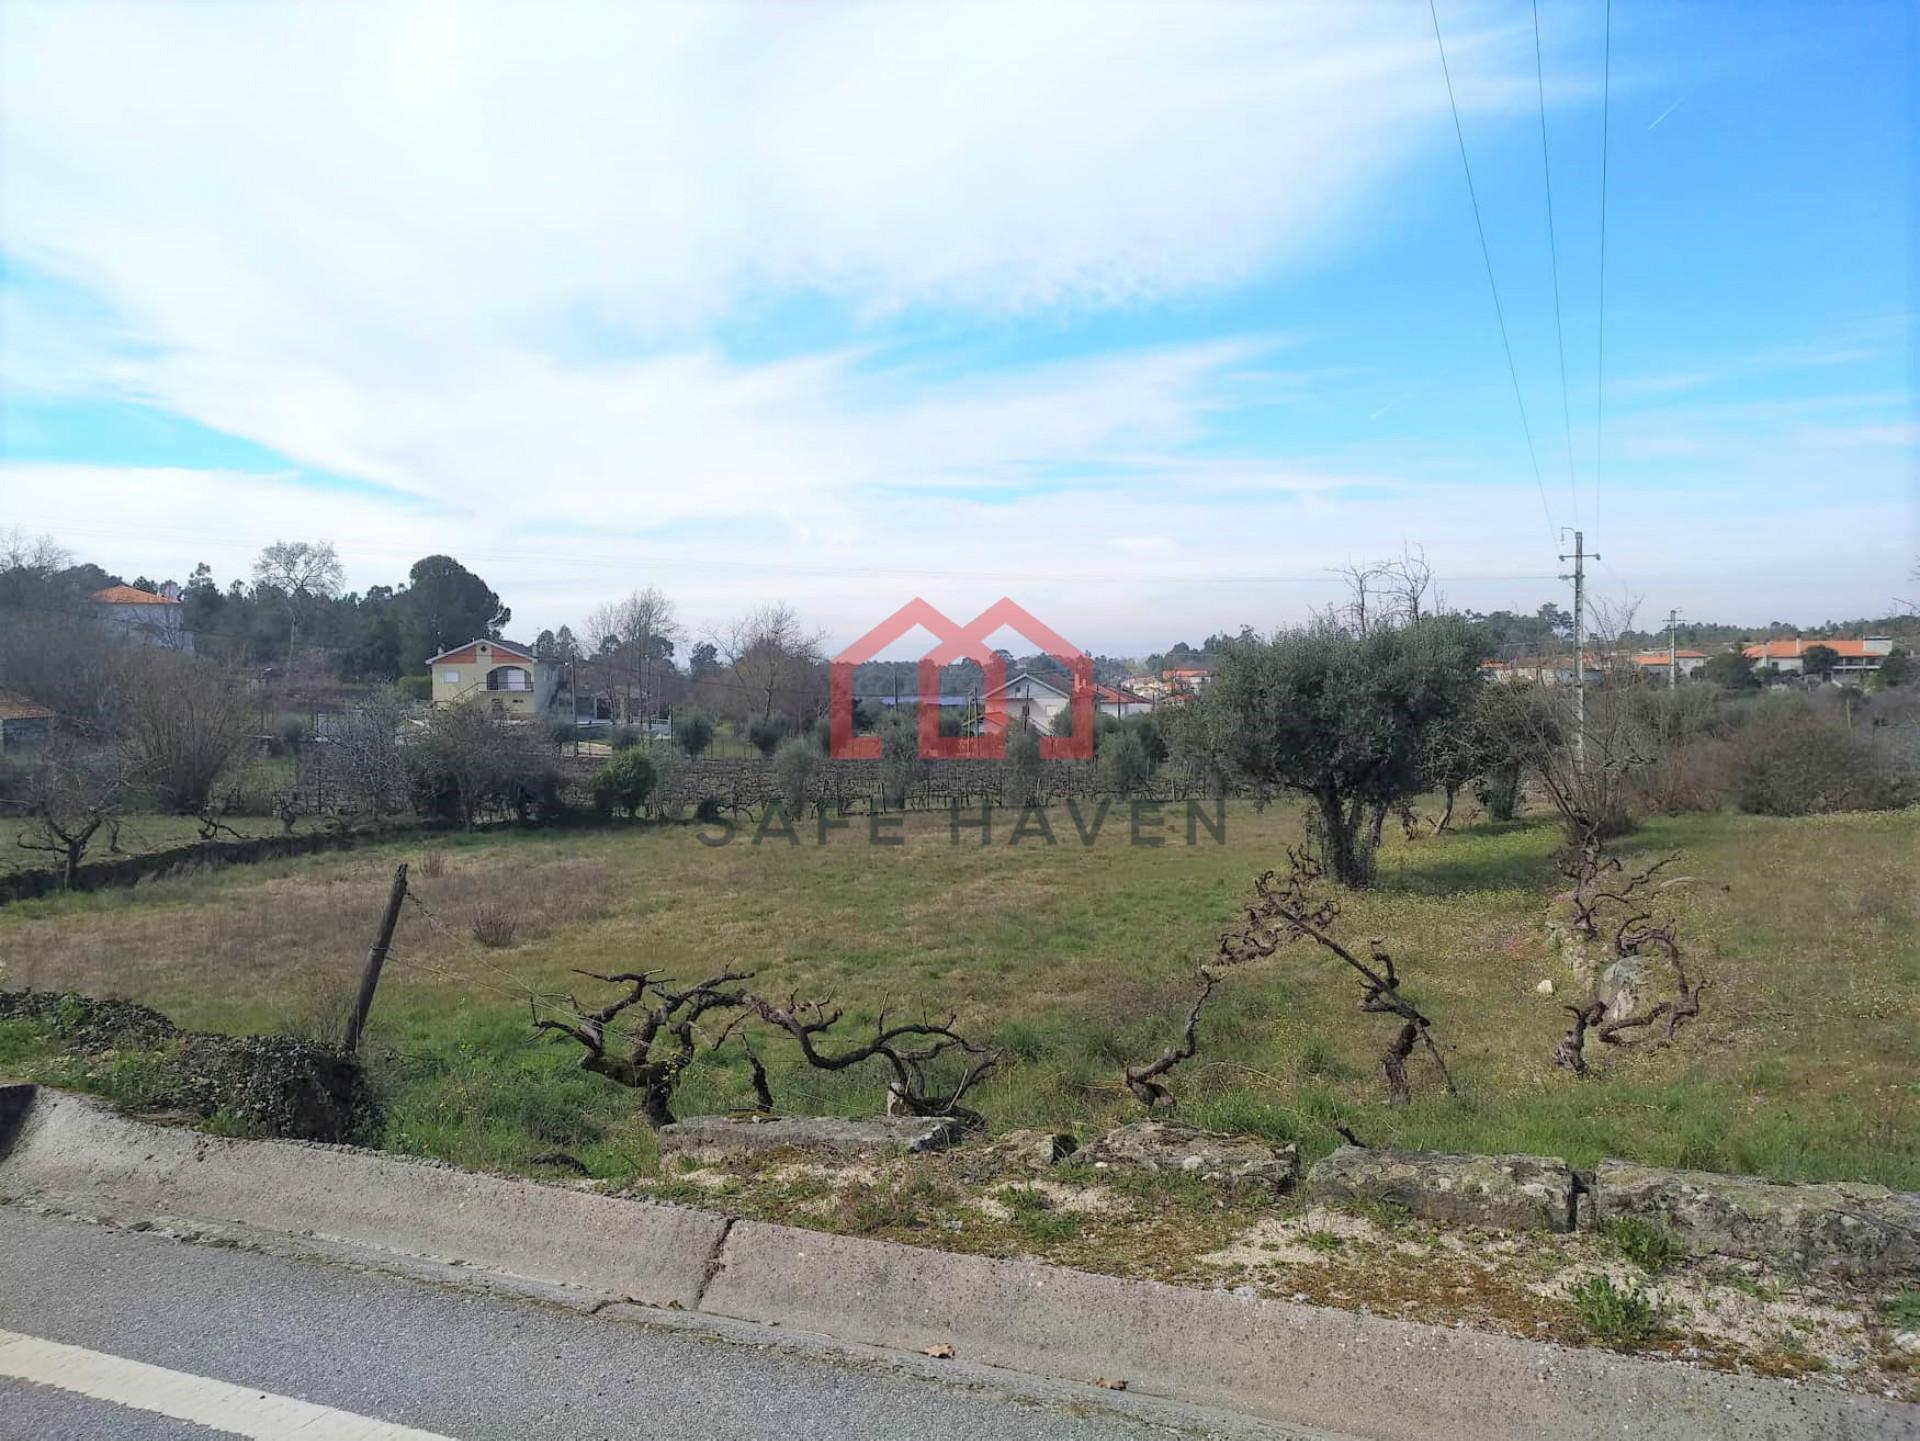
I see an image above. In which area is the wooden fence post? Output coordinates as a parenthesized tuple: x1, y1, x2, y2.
(343, 863, 408, 1054)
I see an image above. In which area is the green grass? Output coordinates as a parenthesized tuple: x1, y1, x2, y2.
(2, 800, 1916, 1192)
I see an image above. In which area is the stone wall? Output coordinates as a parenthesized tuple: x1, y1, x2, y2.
(1304, 1144, 1919, 1279)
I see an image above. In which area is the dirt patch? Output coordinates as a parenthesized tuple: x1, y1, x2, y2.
(1191, 1206, 1915, 1400)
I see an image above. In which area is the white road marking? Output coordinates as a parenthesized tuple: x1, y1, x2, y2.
(0, 1328, 457, 1439)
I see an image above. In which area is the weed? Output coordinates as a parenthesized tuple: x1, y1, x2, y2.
(418, 849, 448, 880)
(1604, 1217, 1682, 1275)
(1885, 1287, 1920, 1328)
(470, 901, 518, 949)
(1569, 1275, 1659, 1343)
(1303, 1227, 1345, 1254)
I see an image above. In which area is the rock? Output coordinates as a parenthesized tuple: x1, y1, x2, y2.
(1080, 1122, 1297, 1191)
(1593, 1159, 1920, 1280)
(1534, 979, 1555, 996)
(1892, 1331, 1920, 1356)
(1305, 1145, 1577, 1232)
(982, 1128, 1078, 1170)
(1596, 957, 1648, 1020)
(657, 1114, 966, 1162)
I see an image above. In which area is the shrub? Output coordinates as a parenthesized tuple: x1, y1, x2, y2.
(878, 709, 920, 806)
(1604, 1217, 1680, 1275)
(1568, 1275, 1658, 1342)
(406, 705, 554, 828)
(122, 650, 255, 813)
(672, 710, 714, 757)
(646, 743, 687, 819)
(609, 725, 642, 752)
(772, 737, 816, 817)
(548, 718, 577, 748)
(1729, 697, 1910, 815)
(471, 901, 518, 949)
(417, 848, 448, 879)
(1002, 730, 1042, 806)
(396, 674, 431, 702)
(593, 747, 656, 818)
(747, 713, 786, 758)
(1099, 728, 1152, 796)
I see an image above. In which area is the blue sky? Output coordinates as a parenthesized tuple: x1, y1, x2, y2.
(0, 0, 1911, 655)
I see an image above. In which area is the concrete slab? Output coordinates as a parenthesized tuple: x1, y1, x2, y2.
(0, 1087, 725, 1310)
(701, 1219, 1915, 1441)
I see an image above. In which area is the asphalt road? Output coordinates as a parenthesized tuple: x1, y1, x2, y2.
(0, 1208, 1331, 1441)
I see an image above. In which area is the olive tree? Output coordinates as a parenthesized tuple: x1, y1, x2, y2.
(1175, 617, 1485, 886)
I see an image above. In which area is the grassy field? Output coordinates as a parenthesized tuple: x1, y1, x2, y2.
(3, 797, 1916, 1193)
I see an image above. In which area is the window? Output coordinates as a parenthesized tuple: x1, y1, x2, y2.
(442, 669, 459, 684)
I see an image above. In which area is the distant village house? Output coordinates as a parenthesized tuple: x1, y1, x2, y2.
(1742, 637, 1894, 681)
(428, 639, 556, 717)
(0, 690, 54, 752)
(89, 583, 193, 654)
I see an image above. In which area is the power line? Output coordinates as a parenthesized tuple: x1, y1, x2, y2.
(1426, 0, 1557, 544)
(1594, 0, 1613, 537)
(1532, 0, 1579, 524)
(5, 519, 1565, 590)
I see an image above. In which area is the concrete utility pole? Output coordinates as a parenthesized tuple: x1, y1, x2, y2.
(1666, 607, 1685, 689)
(1559, 530, 1598, 770)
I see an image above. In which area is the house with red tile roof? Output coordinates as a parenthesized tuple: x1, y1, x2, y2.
(427, 638, 555, 717)
(1741, 637, 1894, 681)
(1628, 649, 1709, 679)
(88, 583, 193, 654)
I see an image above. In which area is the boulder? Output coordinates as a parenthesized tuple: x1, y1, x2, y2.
(1080, 1122, 1297, 1191)
(982, 1128, 1078, 1170)
(1593, 1159, 1920, 1280)
(657, 1114, 966, 1162)
(1305, 1145, 1577, 1232)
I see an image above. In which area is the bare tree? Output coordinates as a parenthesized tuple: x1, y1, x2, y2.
(746, 992, 997, 1127)
(1217, 850, 1455, 1104)
(11, 742, 136, 886)
(252, 540, 342, 676)
(583, 586, 682, 725)
(121, 650, 255, 813)
(330, 687, 412, 817)
(1379, 544, 1435, 625)
(719, 603, 826, 725)
(534, 967, 755, 1128)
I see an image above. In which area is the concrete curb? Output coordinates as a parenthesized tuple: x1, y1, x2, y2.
(3, 1086, 1914, 1441)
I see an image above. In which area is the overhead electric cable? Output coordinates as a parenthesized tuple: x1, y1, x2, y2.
(1427, 0, 1557, 543)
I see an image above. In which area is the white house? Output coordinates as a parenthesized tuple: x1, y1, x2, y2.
(1628, 650, 1709, 680)
(1742, 637, 1894, 681)
(1095, 681, 1152, 718)
(979, 671, 1073, 735)
(89, 583, 193, 654)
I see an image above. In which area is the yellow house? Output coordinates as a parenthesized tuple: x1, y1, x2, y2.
(427, 639, 555, 718)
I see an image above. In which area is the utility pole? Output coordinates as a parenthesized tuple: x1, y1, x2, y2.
(1559, 530, 1598, 770)
(1666, 607, 1685, 689)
